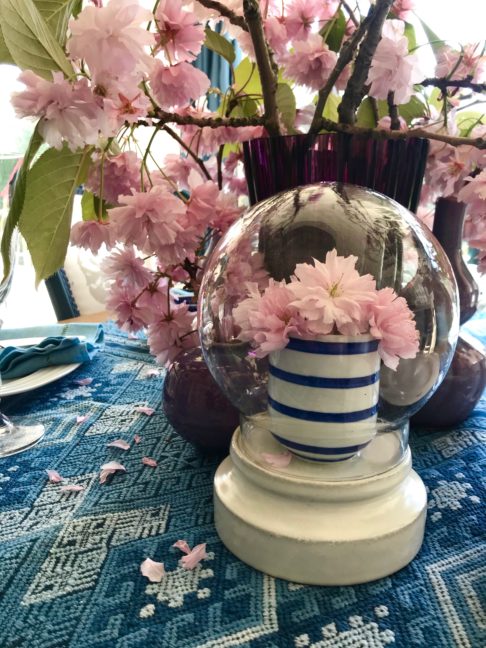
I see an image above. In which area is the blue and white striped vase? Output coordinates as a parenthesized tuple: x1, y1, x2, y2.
(268, 335, 381, 462)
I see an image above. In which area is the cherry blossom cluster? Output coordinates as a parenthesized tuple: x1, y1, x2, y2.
(233, 250, 419, 370)
(8, 0, 486, 367)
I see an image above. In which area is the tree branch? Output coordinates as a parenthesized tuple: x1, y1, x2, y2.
(420, 77, 486, 94)
(342, 0, 360, 27)
(243, 0, 280, 136)
(317, 117, 486, 149)
(338, 0, 394, 125)
(196, 0, 248, 31)
(162, 125, 213, 181)
(151, 109, 265, 129)
(387, 92, 401, 130)
(310, 5, 376, 134)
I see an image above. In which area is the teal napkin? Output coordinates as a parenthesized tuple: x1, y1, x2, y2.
(0, 323, 104, 380)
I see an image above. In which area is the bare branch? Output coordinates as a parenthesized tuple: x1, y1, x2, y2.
(151, 109, 265, 129)
(196, 0, 247, 31)
(317, 117, 486, 149)
(387, 92, 401, 130)
(243, 0, 280, 136)
(420, 77, 486, 94)
(338, 0, 394, 125)
(310, 5, 376, 134)
(342, 0, 359, 27)
(162, 125, 213, 181)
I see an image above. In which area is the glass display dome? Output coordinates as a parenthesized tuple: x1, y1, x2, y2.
(199, 183, 459, 480)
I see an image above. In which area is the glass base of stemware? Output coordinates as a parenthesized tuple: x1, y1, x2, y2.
(0, 422, 45, 457)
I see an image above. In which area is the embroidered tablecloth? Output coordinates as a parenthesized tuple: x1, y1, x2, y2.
(1, 324, 484, 648)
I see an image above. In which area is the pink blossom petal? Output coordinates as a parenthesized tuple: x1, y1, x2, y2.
(261, 452, 292, 468)
(46, 469, 63, 483)
(180, 543, 208, 570)
(140, 558, 166, 583)
(107, 439, 131, 451)
(60, 484, 85, 492)
(142, 457, 157, 468)
(76, 415, 89, 424)
(134, 406, 155, 416)
(172, 540, 192, 554)
(134, 434, 142, 444)
(146, 369, 160, 378)
(75, 378, 93, 386)
(99, 461, 126, 484)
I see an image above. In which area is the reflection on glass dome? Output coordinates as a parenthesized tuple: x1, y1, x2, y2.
(199, 183, 459, 478)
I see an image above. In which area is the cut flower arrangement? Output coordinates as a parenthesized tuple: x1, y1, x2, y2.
(0, 0, 485, 366)
(233, 250, 419, 370)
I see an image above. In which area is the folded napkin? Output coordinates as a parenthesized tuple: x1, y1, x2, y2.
(0, 323, 104, 380)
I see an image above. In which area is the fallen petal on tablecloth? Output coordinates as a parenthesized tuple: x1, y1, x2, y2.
(180, 543, 208, 570)
(140, 558, 165, 582)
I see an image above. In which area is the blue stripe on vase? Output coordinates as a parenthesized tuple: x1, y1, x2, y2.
(269, 365, 380, 389)
(268, 396, 378, 423)
(290, 453, 353, 463)
(272, 432, 370, 455)
(286, 338, 379, 355)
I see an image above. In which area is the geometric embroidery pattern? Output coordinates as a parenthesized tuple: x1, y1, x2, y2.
(1, 323, 484, 647)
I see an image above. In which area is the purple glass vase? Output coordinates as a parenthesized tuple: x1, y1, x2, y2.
(412, 198, 486, 428)
(243, 133, 429, 210)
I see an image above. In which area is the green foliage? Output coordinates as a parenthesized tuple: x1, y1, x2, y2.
(417, 18, 444, 59)
(0, 0, 72, 79)
(233, 58, 263, 98)
(35, 0, 80, 46)
(18, 146, 91, 285)
(456, 111, 485, 136)
(204, 27, 236, 65)
(323, 10, 346, 53)
(404, 22, 417, 52)
(0, 26, 15, 64)
(322, 93, 340, 122)
(1, 127, 43, 282)
(374, 95, 427, 124)
(276, 83, 296, 132)
(81, 190, 111, 222)
(356, 98, 377, 128)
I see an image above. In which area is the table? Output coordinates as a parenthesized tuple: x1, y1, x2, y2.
(1, 323, 484, 648)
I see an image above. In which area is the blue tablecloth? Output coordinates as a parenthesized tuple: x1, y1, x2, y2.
(1, 323, 484, 648)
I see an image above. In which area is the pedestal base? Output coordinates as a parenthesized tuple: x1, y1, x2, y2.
(214, 428, 427, 585)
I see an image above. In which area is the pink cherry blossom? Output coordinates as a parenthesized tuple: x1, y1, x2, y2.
(103, 84, 152, 130)
(436, 44, 486, 84)
(147, 300, 197, 365)
(264, 17, 288, 57)
(211, 192, 244, 233)
(105, 280, 149, 332)
(150, 60, 210, 109)
(76, 415, 89, 424)
(70, 220, 115, 254)
(283, 34, 337, 91)
(173, 540, 192, 554)
(367, 20, 423, 105)
(46, 469, 63, 483)
(288, 251, 377, 336)
(140, 558, 165, 582)
(180, 543, 208, 570)
(102, 247, 153, 289)
(368, 287, 419, 370)
(11, 71, 104, 150)
(458, 170, 486, 217)
(134, 434, 142, 444)
(185, 180, 220, 229)
(99, 461, 126, 484)
(60, 484, 85, 492)
(427, 146, 474, 198)
(87, 151, 142, 205)
(234, 280, 307, 357)
(391, 0, 415, 21)
(286, 0, 339, 40)
(67, 0, 154, 79)
(75, 377, 93, 386)
(109, 186, 187, 262)
(134, 406, 155, 416)
(377, 115, 408, 130)
(154, 0, 205, 63)
(142, 457, 158, 467)
(163, 153, 213, 190)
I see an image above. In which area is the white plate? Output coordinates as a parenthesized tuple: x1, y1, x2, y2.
(0, 363, 81, 397)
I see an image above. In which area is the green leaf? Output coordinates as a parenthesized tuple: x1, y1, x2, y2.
(417, 18, 444, 59)
(276, 83, 296, 132)
(0, 0, 72, 79)
(456, 111, 485, 136)
(81, 190, 97, 222)
(376, 95, 427, 123)
(204, 27, 235, 65)
(0, 126, 44, 282)
(18, 146, 90, 285)
(324, 10, 346, 53)
(404, 22, 417, 52)
(0, 25, 15, 64)
(322, 93, 340, 122)
(234, 58, 263, 98)
(235, 95, 259, 118)
(35, 0, 79, 46)
(356, 98, 377, 128)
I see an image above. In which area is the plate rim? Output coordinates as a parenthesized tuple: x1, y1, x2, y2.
(0, 363, 81, 397)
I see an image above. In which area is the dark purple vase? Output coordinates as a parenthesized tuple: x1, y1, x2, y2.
(243, 133, 429, 210)
(163, 346, 240, 453)
(412, 198, 486, 427)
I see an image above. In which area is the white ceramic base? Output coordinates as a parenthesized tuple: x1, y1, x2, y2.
(214, 427, 427, 585)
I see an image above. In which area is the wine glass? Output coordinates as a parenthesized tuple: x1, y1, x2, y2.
(0, 387, 45, 456)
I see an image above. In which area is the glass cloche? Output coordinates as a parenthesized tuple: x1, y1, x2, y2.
(198, 183, 459, 480)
